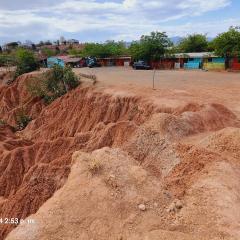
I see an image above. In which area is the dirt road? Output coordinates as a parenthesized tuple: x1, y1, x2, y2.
(75, 67, 240, 116)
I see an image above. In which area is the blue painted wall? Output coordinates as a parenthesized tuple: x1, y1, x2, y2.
(47, 57, 65, 68)
(184, 58, 202, 69)
(212, 57, 225, 63)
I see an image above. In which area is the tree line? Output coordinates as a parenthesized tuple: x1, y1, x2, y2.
(0, 26, 240, 70)
(69, 26, 240, 61)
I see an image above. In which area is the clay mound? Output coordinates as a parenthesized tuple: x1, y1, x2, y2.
(1, 74, 240, 239)
(124, 103, 238, 177)
(0, 73, 44, 126)
(0, 71, 14, 86)
(135, 103, 238, 142)
(0, 85, 151, 238)
(167, 126, 240, 199)
(22, 87, 156, 142)
(0, 130, 74, 238)
(199, 127, 240, 159)
(6, 148, 236, 240)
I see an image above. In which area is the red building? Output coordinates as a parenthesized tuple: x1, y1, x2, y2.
(150, 58, 177, 69)
(230, 57, 240, 71)
(97, 57, 131, 67)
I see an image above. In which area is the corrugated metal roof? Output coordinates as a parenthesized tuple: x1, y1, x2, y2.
(53, 56, 81, 63)
(174, 52, 218, 58)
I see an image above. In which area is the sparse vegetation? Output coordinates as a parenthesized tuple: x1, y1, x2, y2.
(88, 158, 102, 175)
(15, 108, 32, 131)
(41, 48, 58, 57)
(26, 65, 80, 104)
(0, 54, 16, 67)
(15, 48, 39, 78)
(26, 75, 47, 99)
(0, 119, 6, 126)
(78, 73, 97, 85)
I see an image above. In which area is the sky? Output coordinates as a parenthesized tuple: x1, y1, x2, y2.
(0, 0, 239, 44)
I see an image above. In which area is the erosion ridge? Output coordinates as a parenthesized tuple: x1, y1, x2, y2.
(0, 73, 239, 239)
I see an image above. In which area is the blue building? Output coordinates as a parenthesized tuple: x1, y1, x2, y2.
(47, 57, 65, 68)
(47, 56, 82, 68)
(175, 52, 225, 69)
(184, 58, 202, 69)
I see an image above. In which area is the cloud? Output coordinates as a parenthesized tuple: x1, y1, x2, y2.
(0, 0, 233, 43)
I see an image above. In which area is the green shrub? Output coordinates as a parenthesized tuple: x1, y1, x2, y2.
(15, 108, 32, 131)
(26, 76, 47, 98)
(0, 54, 16, 66)
(62, 66, 79, 90)
(15, 49, 39, 78)
(26, 65, 80, 104)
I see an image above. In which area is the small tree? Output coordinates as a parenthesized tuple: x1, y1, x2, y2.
(178, 34, 208, 53)
(129, 31, 172, 62)
(15, 48, 39, 78)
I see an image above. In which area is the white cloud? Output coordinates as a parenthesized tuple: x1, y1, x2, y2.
(0, 0, 234, 43)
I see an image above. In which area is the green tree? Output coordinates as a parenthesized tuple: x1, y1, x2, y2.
(129, 42, 142, 61)
(15, 48, 39, 77)
(212, 27, 240, 57)
(81, 41, 128, 58)
(178, 34, 208, 53)
(129, 31, 172, 62)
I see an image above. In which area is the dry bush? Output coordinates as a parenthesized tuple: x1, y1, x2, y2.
(0, 119, 6, 126)
(88, 158, 102, 175)
(15, 108, 32, 131)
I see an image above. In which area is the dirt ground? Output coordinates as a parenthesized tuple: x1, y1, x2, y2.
(1, 68, 240, 240)
(75, 67, 240, 116)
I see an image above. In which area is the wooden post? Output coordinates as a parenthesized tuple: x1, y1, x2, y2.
(152, 68, 156, 90)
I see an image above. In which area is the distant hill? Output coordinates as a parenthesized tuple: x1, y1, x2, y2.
(170, 36, 183, 45)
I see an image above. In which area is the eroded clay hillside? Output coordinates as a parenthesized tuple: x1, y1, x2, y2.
(0, 72, 240, 240)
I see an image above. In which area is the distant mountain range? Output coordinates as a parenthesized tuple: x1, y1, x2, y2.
(170, 36, 182, 45)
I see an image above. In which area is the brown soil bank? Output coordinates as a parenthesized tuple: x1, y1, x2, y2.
(1, 73, 240, 240)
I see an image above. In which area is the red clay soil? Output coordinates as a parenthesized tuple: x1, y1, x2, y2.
(0, 72, 240, 239)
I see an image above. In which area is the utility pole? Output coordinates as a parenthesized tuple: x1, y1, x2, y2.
(152, 68, 156, 90)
